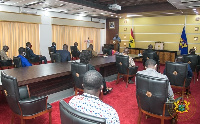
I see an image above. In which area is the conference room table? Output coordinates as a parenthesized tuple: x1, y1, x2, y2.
(1, 54, 140, 95)
(1, 55, 117, 95)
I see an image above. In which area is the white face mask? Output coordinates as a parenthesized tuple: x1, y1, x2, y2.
(23, 52, 26, 57)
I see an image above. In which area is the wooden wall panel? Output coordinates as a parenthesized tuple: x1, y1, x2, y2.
(106, 18, 119, 44)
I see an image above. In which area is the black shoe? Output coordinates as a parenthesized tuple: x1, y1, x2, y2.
(103, 88, 113, 95)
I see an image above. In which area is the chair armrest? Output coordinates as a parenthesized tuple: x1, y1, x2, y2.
(128, 66, 138, 75)
(19, 96, 49, 116)
(19, 86, 30, 100)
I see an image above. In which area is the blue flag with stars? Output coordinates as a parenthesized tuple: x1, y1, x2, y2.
(179, 26, 188, 55)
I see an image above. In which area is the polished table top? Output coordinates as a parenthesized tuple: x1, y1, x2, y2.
(3, 55, 116, 86)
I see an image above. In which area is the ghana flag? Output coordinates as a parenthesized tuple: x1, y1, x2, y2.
(129, 28, 135, 48)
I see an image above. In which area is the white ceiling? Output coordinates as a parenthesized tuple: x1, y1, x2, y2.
(0, 0, 117, 18)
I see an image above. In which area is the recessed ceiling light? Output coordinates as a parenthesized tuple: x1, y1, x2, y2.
(120, 17, 121, 18)
(116, 16, 118, 17)
(193, 9, 196, 11)
(111, 15, 113, 16)
(127, 14, 142, 17)
(166, 13, 174, 14)
(100, 13, 104, 14)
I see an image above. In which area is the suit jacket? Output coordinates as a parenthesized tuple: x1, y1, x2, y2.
(56, 50, 71, 62)
(26, 47, 37, 58)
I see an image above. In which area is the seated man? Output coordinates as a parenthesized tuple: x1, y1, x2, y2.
(73, 42, 80, 57)
(51, 42, 56, 53)
(79, 51, 112, 95)
(137, 59, 174, 100)
(69, 70, 120, 124)
(163, 55, 193, 88)
(17, 47, 32, 67)
(86, 44, 97, 57)
(189, 48, 196, 55)
(26, 42, 47, 64)
(121, 47, 136, 83)
(56, 44, 71, 62)
(0, 45, 11, 60)
(142, 44, 159, 63)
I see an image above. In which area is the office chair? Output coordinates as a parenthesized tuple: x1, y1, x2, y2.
(59, 100, 106, 124)
(136, 73, 178, 124)
(13, 56, 22, 68)
(1, 71, 52, 124)
(183, 54, 198, 83)
(116, 54, 138, 88)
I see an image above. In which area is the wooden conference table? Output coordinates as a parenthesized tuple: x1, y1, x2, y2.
(2, 55, 117, 95)
(2, 54, 140, 95)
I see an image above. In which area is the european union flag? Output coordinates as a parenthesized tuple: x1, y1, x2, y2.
(179, 26, 188, 55)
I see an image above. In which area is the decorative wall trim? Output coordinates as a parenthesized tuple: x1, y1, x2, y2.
(0, 11, 41, 24)
(52, 17, 105, 29)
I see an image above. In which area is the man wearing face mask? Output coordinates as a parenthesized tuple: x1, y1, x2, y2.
(51, 42, 56, 53)
(17, 47, 32, 67)
(0, 45, 11, 60)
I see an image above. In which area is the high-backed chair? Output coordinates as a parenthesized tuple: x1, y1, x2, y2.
(70, 46, 80, 60)
(25, 49, 40, 64)
(143, 51, 160, 72)
(0, 60, 13, 69)
(116, 54, 138, 87)
(50, 53, 61, 63)
(71, 62, 89, 95)
(1, 71, 52, 124)
(13, 57, 22, 68)
(71, 62, 103, 99)
(103, 48, 112, 56)
(82, 50, 92, 58)
(59, 100, 106, 124)
(165, 62, 189, 97)
(183, 54, 198, 83)
(136, 73, 177, 124)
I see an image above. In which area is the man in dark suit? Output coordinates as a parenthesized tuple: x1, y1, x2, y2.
(26, 42, 47, 64)
(142, 44, 159, 65)
(56, 44, 71, 62)
(51, 42, 56, 53)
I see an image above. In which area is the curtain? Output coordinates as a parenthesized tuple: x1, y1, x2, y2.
(0, 22, 40, 58)
(52, 25, 101, 53)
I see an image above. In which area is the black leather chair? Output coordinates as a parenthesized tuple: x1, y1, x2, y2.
(116, 54, 138, 87)
(136, 73, 177, 124)
(0, 60, 13, 69)
(103, 48, 112, 56)
(165, 62, 189, 97)
(71, 62, 89, 95)
(25, 48, 40, 64)
(13, 56, 22, 68)
(183, 54, 198, 83)
(50, 53, 61, 63)
(70, 46, 80, 60)
(142, 51, 160, 72)
(82, 50, 92, 58)
(1, 71, 52, 124)
(59, 100, 106, 124)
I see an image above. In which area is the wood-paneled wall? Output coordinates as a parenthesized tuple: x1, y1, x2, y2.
(106, 18, 119, 44)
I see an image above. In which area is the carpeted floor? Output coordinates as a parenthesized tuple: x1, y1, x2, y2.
(0, 61, 200, 124)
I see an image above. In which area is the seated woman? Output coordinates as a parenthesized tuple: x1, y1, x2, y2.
(79, 51, 112, 95)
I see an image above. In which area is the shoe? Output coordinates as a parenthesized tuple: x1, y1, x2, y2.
(128, 79, 134, 84)
(103, 88, 113, 95)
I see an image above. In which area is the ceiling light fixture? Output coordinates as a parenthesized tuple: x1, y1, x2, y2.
(127, 14, 142, 17)
(111, 15, 113, 16)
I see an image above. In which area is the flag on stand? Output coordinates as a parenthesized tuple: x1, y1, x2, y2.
(129, 28, 135, 48)
(179, 26, 188, 55)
